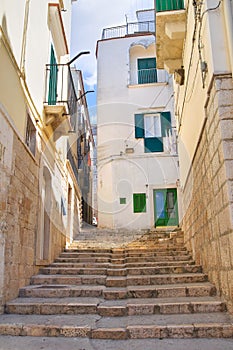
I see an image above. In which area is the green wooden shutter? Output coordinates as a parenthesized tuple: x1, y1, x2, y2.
(144, 137, 163, 152)
(135, 114, 145, 138)
(161, 112, 171, 137)
(48, 45, 58, 105)
(133, 193, 146, 213)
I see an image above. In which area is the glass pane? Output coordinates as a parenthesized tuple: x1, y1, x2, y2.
(145, 115, 161, 138)
(167, 191, 175, 209)
(156, 192, 165, 218)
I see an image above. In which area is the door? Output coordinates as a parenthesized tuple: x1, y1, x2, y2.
(154, 189, 178, 226)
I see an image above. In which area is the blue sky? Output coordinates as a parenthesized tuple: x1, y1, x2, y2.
(70, 0, 154, 122)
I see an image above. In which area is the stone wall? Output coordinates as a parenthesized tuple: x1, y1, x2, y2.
(0, 112, 67, 307)
(182, 75, 233, 312)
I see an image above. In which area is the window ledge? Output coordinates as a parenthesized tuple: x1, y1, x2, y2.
(128, 82, 167, 88)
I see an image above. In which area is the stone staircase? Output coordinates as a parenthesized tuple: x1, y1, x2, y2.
(0, 230, 233, 339)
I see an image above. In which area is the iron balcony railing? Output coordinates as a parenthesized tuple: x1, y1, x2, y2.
(130, 68, 168, 85)
(102, 20, 155, 40)
(156, 0, 184, 12)
(44, 64, 78, 117)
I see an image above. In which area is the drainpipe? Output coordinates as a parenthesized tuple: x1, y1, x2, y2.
(20, 0, 30, 78)
(223, 0, 233, 77)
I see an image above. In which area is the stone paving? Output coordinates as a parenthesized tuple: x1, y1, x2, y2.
(0, 228, 233, 348)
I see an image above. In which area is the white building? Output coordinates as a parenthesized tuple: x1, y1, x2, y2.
(97, 9, 180, 231)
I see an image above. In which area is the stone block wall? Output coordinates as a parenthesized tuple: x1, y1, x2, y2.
(0, 112, 67, 307)
(182, 75, 233, 312)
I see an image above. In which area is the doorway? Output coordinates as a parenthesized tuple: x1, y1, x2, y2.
(153, 188, 179, 226)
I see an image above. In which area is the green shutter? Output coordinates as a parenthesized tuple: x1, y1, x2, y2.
(144, 137, 163, 152)
(135, 114, 145, 138)
(133, 193, 146, 213)
(48, 45, 58, 105)
(161, 112, 171, 137)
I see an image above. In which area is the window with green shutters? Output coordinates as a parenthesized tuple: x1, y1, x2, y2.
(133, 193, 146, 213)
(134, 112, 171, 152)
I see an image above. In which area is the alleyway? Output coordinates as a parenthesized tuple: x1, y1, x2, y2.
(0, 229, 233, 349)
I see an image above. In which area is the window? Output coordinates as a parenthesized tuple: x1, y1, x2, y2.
(25, 113, 36, 156)
(138, 58, 157, 84)
(144, 114, 161, 138)
(133, 193, 146, 213)
(120, 198, 126, 204)
(134, 112, 171, 153)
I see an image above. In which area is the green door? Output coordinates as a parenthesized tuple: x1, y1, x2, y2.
(154, 189, 178, 226)
(48, 45, 58, 105)
(138, 58, 157, 84)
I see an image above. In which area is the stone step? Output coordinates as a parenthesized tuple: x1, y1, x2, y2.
(39, 265, 202, 276)
(19, 283, 216, 299)
(51, 261, 195, 271)
(31, 273, 209, 287)
(62, 249, 189, 256)
(0, 313, 232, 338)
(55, 255, 193, 264)
(5, 296, 226, 316)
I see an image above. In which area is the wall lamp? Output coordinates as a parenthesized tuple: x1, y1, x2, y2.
(67, 51, 90, 66)
(77, 90, 94, 102)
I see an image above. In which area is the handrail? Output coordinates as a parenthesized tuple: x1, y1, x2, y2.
(102, 20, 155, 40)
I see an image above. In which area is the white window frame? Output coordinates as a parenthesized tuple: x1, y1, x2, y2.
(144, 113, 162, 138)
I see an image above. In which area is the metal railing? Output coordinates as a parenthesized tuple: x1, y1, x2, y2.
(138, 68, 158, 84)
(130, 68, 168, 85)
(155, 0, 184, 12)
(102, 20, 155, 40)
(44, 64, 78, 117)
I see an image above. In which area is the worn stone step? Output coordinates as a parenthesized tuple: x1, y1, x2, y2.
(5, 296, 226, 316)
(0, 313, 232, 338)
(31, 273, 209, 287)
(103, 283, 215, 299)
(39, 265, 202, 277)
(1, 336, 233, 350)
(39, 267, 107, 275)
(107, 265, 199, 277)
(55, 255, 193, 264)
(19, 282, 215, 299)
(58, 256, 111, 263)
(50, 261, 195, 272)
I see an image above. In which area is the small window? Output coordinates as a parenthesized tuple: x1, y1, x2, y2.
(25, 113, 36, 156)
(120, 198, 126, 204)
(133, 193, 146, 213)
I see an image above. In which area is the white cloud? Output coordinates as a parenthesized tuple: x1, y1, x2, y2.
(71, 0, 154, 89)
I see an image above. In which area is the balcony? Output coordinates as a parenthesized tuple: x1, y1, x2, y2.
(155, 0, 186, 73)
(130, 68, 168, 85)
(101, 20, 155, 40)
(44, 64, 77, 139)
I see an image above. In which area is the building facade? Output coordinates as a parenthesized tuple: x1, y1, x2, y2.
(0, 0, 93, 309)
(97, 10, 180, 231)
(155, 0, 233, 311)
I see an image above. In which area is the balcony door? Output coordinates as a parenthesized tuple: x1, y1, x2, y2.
(153, 189, 178, 226)
(138, 57, 157, 84)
